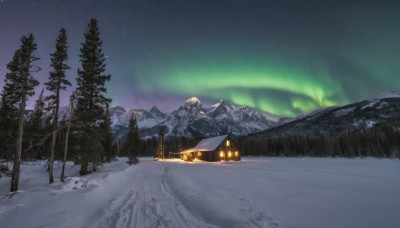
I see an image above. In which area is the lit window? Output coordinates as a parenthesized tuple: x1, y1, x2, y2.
(228, 151, 232, 157)
(226, 140, 230, 146)
(220, 151, 225, 157)
(198, 151, 202, 156)
(235, 151, 239, 157)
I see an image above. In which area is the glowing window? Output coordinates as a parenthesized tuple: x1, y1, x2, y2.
(228, 151, 232, 157)
(198, 152, 202, 156)
(219, 151, 225, 157)
(235, 151, 239, 157)
(226, 140, 230, 146)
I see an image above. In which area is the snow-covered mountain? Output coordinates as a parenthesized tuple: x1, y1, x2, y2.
(112, 97, 277, 140)
(251, 94, 400, 139)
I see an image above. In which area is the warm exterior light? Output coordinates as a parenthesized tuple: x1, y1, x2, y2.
(226, 140, 230, 146)
(228, 151, 232, 157)
(198, 151, 202, 156)
(220, 151, 224, 157)
(235, 151, 239, 157)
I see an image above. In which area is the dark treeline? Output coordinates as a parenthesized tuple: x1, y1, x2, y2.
(238, 125, 400, 158)
(117, 136, 198, 158)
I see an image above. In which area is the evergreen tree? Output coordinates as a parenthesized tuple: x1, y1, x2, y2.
(0, 83, 19, 161)
(101, 104, 114, 162)
(25, 88, 45, 159)
(3, 34, 40, 192)
(155, 127, 165, 159)
(61, 93, 75, 182)
(30, 88, 45, 131)
(45, 28, 71, 183)
(75, 18, 111, 175)
(126, 116, 140, 164)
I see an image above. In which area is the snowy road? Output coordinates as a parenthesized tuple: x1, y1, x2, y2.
(90, 162, 216, 228)
(0, 157, 399, 228)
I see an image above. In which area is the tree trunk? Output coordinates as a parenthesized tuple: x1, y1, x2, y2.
(61, 94, 74, 182)
(48, 100, 59, 184)
(117, 140, 120, 156)
(10, 95, 26, 192)
(48, 128, 56, 183)
(80, 159, 88, 176)
(61, 117, 71, 182)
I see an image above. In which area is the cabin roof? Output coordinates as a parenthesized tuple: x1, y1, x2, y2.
(180, 135, 228, 154)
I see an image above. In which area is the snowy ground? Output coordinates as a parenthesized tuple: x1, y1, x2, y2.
(0, 157, 399, 228)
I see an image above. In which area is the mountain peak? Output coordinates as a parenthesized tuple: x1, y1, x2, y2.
(185, 97, 201, 105)
(374, 91, 400, 99)
(214, 99, 231, 107)
(148, 106, 166, 118)
(149, 106, 161, 112)
(110, 106, 126, 117)
(110, 106, 126, 112)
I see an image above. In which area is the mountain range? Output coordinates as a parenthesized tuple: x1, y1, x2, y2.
(28, 91, 400, 141)
(110, 97, 277, 140)
(250, 91, 400, 139)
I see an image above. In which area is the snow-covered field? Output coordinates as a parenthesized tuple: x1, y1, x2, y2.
(0, 157, 399, 228)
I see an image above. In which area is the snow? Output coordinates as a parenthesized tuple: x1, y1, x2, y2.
(137, 118, 164, 128)
(374, 91, 400, 99)
(186, 97, 201, 105)
(1, 157, 399, 228)
(210, 100, 224, 109)
(377, 101, 389, 109)
(189, 135, 228, 152)
(333, 107, 355, 117)
(361, 100, 380, 110)
(180, 135, 228, 154)
(366, 120, 376, 128)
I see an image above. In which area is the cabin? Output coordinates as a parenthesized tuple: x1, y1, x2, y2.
(179, 135, 241, 162)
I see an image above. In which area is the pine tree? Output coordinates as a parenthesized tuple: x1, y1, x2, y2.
(155, 127, 165, 159)
(0, 84, 19, 161)
(75, 18, 111, 175)
(61, 93, 75, 182)
(126, 116, 140, 164)
(45, 28, 71, 183)
(3, 34, 40, 192)
(30, 89, 45, 131)
(25, 88, 45, 159)
(101, 104, 114, 162)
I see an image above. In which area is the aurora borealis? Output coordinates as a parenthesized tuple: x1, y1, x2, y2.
(0, 0, 399, 117)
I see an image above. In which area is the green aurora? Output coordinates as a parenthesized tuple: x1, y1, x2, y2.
(136, 43, 398, 117)
(127, 1, 400, 117)
(1, 0, 399, 116)
(139, 59, 345, 116)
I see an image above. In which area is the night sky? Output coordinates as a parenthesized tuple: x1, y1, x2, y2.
(0, 0, 399, 117)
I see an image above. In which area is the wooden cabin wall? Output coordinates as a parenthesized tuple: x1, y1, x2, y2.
(215, 138, 241, 161)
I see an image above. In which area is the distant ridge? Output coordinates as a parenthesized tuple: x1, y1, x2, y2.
(111, 97, 277, 140)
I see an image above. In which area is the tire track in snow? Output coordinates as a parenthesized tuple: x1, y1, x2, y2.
(89, 170, 146, 228)
(89, 161, 216, 228)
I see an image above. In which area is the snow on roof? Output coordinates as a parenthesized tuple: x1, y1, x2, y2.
(180, 148, 196, 154)
(180, 135, 228, 153)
